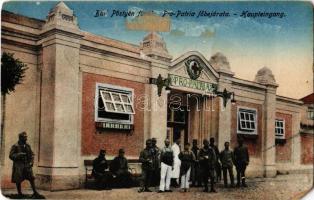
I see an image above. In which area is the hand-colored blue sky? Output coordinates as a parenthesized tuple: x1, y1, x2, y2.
(2, 1, 313, 98)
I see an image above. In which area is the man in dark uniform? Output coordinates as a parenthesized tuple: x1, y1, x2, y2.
(191, 139, 201, 187)
(92, 149, 113, 190)
(110, 149, 132, 188)
(234, 138, 250, 187)
(198, 139, 217, 193)
(9, 132, 42, 198)
(220, 142, 235, 188)
(210, 137, 221, 182)
(138, 139, 154, 192)
(151, 138, 161, 187)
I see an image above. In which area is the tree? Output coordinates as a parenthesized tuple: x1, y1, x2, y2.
(1, 52, 28, 162)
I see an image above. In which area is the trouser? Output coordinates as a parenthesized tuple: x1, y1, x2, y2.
(180, 167, 191, 189)
(202, 169, 215, 191)
(215, 162, 222, 182)
(222, 166, 234, 186)
(159, 162, 172, 191)
(152, 168, 161, 186)
(140, 169, 153, 189)
(236, 163, 247, 186)
(191, 163, 201, 186)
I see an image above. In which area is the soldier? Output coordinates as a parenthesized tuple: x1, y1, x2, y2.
(92, 149, 113, 190)
(220, 142, 235, 188)
(234, 138, 250, 187)
(9, 132, 43, 198)
(210, 137, 221, 182)
(198, 139, 217, 193)
(151, 138, 161, 187)
(110, 149, 132, 188)
(158, 138, 174, 193)
(191, 139, 201, 187)
(138, 139, 154, 192)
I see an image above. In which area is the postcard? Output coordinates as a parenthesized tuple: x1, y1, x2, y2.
(1, 1, 313, 199)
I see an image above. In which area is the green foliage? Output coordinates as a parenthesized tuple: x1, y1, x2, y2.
(1, 52, 28, 95)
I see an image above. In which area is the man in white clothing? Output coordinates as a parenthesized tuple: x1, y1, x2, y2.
(158, 139, 174, 193)
(171, 138, 181, 187)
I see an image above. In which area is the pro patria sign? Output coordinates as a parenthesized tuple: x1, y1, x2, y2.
(169, 74, 217, 93)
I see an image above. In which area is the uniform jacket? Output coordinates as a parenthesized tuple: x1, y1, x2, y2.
(234, 145, 250, 166)
(198, 146, 217, 170)
(139, 148, 153, 171)
(220, 149, 234, 168)
(9, 142, 34, 183)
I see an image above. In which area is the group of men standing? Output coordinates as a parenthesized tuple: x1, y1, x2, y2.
(138, 136, 250, 193)
(9, 131, 250, 196)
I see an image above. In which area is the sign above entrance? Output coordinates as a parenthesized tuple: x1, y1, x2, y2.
(169, 74, 217, 93)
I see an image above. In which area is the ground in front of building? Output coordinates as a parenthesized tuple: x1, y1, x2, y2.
(1, 173, 313, 200)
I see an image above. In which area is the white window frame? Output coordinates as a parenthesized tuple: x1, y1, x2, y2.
(308, 109, 314, 120)
(275, 119, 285, 139)
(237, 107, 258, 135)
(95, 83, 134, 124)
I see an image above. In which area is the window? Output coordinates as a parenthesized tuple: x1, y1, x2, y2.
(237, 108, 257, 135)
(95, 83, 134, 124)
(275, 119, 285, 139)
(308, 110, 314, 120)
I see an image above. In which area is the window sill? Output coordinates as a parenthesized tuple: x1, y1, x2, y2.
(95, 122, 134, 131)
(275, 138, 286, 145)
(237, 133, 258, 139)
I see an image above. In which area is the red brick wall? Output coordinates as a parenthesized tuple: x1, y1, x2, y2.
(275, 112, 292, 162)
(301, 134, 314, 164)
(81, 72, 145, 157)
(231, 101, 263, 157)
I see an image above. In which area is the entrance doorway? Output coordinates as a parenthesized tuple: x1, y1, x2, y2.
(167, 105, 188, 147)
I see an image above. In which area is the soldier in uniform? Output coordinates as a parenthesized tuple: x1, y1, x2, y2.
(92, 149, 113, 190)
(198, 139, 217, 193)
(138, 139, 154, 192)
(234, 138, 250, 187)
(9, 132, 42, 198)
(110, 149, 132, 188)
(210, 137, 221, 182)
(220, 142, 235, 188)
(151, 138, 161, 187)
(191, 139, 201, 187)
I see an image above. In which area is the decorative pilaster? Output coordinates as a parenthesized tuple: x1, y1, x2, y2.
(141, 32, 172, 146)
(209, 53, 234, 150)
(255, 67, 278, 177)
(37, 2, 83, 190)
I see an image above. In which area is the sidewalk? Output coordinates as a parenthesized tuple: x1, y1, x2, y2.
(1, 173, 313, 200)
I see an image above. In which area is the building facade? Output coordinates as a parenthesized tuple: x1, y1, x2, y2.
(1, 2, 313, 190)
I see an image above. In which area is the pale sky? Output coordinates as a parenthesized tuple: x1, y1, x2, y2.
(3, 1, 313, 99)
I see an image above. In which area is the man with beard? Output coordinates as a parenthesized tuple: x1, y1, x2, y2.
(9, 132, 43, 198)
(234, 138, 250, 187)
(198, 139, 217, 193)
(138, 139, 154, 192)
(92, 149, 113, 190)
(151, 138, 161, 187)
(110, 149, 132, 188)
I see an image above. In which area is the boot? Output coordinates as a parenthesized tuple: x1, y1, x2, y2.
(210, 183, 217, 193)
(242, 177, 247, 187)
